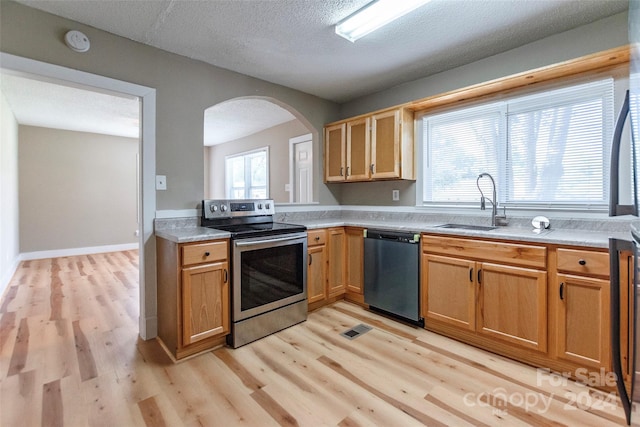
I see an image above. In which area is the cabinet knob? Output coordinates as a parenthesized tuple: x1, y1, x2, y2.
(204, 251, 210, 257)
(315, 236, 320, 241)
(578, 259, 586, 265)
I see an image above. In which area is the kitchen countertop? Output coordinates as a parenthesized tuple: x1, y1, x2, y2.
(155, 226, 230, 243)
(295, 219, 631, 248)
(155, 218, 632, 248)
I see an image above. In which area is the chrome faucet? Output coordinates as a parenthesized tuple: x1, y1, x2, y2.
(477, 172, 499, 226)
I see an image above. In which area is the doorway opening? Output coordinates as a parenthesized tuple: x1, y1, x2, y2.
(0, 52, 157, 339)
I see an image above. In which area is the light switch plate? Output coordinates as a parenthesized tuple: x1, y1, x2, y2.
(392, 189, 400, 201)
(156, 175, 167, 190)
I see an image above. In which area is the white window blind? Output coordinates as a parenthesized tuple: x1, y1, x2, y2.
(422, 78, 614, 209)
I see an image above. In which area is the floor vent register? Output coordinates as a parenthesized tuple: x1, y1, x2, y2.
(340, 324, 372, 340)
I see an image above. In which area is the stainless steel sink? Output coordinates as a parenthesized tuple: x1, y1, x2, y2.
(435, 223, 497, 231)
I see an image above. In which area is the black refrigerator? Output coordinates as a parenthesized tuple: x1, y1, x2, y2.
(610, 1, 640, 424)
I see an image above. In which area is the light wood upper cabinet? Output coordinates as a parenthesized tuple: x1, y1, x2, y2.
(325, 123, 346, 182)
(324, 107, 414, 182)
(346, 118, 371, 181)
(371, 110, 401, 179)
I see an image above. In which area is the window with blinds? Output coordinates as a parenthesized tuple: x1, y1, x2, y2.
(422, 78, 614, 209)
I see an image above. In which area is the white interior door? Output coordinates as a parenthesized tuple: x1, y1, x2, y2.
(289, 134, 313, 203)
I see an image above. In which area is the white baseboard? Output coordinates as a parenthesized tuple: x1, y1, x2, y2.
(20, 243, 139, 261)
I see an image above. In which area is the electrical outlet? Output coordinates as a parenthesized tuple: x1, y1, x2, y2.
(156, 175, 167, 190)
(392, 189, 400, 201)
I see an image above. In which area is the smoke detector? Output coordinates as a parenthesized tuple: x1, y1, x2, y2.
(64, 30, 90, 53)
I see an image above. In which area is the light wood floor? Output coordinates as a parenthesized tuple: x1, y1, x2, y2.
(0, 251, 628, 426)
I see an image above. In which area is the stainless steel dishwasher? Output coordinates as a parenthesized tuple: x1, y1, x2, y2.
(363, 229, 421, 324)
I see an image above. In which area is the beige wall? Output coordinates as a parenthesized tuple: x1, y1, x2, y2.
(0, 88, 19, 293)
(206, 119, 310, 202)
(19, 126, 138, 252)
(336, 12, 630, 206)
(0, 1, 341, 211)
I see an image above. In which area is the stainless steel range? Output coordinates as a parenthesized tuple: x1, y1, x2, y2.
(201, 199, 307, 348)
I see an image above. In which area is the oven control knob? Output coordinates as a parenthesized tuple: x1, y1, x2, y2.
(265, 203, 271, 209)
(220, 205, 228, 212)
(258, 203, 263, 209)
(209, 204, 218, 212)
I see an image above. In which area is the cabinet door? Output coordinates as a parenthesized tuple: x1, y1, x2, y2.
(307, 245, 327, 304)
(327, 228, 346, 297)
(181, 261, 229, 346)
(477, 263, 547, 352)
(371, 110, 400, 179)
(345, 228, 364, 294)
(325, 123, 346, 182)
(346, 118, 370, 181)
(422, 254, 476, 330)
(556, 273, 610, 369)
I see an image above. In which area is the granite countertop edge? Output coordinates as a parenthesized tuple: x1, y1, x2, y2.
(155, 219, 632, 248)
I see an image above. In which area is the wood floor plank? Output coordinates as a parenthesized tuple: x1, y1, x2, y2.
(7, 317, 29, 376)
(138, 395, 169, 427)
(0, 370, 42, 427)
(42, 379, 64, 427)
(251, 387, 299, 427)
(214, 346, 266, 391)
(0, 250, 630, 426)
(72, 319, 98, 382)
(318, 355, 451, 427)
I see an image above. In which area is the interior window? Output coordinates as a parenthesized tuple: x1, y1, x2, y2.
(225, 147, 269, 199)
(421, 78, 615, 210)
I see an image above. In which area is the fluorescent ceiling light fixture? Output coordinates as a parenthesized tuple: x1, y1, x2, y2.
(335, 0, 431, 42)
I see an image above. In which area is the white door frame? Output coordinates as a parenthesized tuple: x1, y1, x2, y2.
(288, 133, 312, 204)
(0, 52, 158, 340)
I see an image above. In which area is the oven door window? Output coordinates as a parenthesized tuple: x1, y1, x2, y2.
(240, 243, 304, 312)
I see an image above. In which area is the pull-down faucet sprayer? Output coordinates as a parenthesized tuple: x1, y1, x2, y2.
(477, 173, 497, 226)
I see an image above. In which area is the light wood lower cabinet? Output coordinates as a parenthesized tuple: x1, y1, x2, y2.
(157, 237, 230, 360)
(307, 227, 365, 309)
(422, 244, 547, 352)
(327, 227, 346, 297)
(477, 262, 547, 351)
(307, 230, 327, 304)
(307, 247, 327, 304)
(555, 273, 610, 369)
(345, 227, 364, 294)
(423, 254, 476, 330)
(553, 247, 611, 371)
(181, 261, 229, 346)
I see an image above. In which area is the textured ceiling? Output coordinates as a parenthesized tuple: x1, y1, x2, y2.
(0, 72, 140, 138)
(2, 0, 629, 142)
(14, 0, 629, 103)
(204, 99, 295, 146)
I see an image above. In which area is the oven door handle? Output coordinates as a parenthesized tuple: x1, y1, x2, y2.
(234, 234, 305, 247)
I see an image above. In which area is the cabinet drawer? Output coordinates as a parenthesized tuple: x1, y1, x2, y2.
(556, 248, 609, 277)
(308, 229, 327, 246)
(182, 241, 228, 266)
(422, 235, 546, 269)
